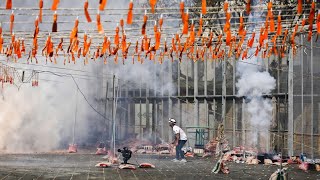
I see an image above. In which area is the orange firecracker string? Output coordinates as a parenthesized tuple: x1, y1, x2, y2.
(84, 0, 92, 22)
(127, 0, 133, 24)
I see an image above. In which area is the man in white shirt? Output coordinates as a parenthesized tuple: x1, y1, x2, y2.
(169, 118, 187, 163)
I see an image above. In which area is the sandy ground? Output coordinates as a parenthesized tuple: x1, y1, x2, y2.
(0, 151, 319, 180)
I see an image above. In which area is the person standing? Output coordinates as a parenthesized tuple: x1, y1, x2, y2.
(169, 118, 187, 163)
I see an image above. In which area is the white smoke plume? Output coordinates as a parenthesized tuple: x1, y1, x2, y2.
(236, 58, 276, 148)
(0, 67, 93, 153)
(0, 0, 178, 153)
(236, 0, 276, 149)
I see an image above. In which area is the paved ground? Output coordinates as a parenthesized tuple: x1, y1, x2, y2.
(0, 152, 319, 180)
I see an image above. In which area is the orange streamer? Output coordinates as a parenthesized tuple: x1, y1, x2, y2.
(51, 0, 59, 11)
(70, 18, 79, 40)
(180, 0, 185, 22)
(39, 0, 43, 23)
(317, 11, 320, 34)
(150, 0, 157, 14)
(6, 0, 12, 9)
(10, 11, 14, 35)
(269, 9, 275, 32)
(114, 25, 120, 46)
(246, 0, 250, 15)
(182, 10, 189, 34)
(0, 35, 3, 53)
(127, 0, 133, 24)
(277, 12, 282, 35)
(99, 0, 107, 11)
(202, 0, 206, 15)
(142, 11, 148, 35)
(97, 13, 104, 34)
(52, 12, 58, 32)
(223, 0, 228, 12)
(308, 1, 315, 32)
(297, 0, 302, 14)
(84, 0, 92, 22)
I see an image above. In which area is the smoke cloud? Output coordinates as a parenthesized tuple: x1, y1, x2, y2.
(0, 0, 179, 153)
(236, 0, 276, 149)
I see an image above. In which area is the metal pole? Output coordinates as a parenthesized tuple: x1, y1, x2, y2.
(213, 59, 216, 138)
(242, 98, 246, 146)
(178, 61, 181, 97)
(139, 82, 142, 139)
(126, 82, 129, 138)
(288, 47, 294, 156)
(186, 61, 189, 96)
(233, 56, 236, 148)
(146, 83, 150, 134)
(72, 88, 78, 145)
(277, 51, 281, 153)
(194, 60, 199, 126)
(205, 56, 208, 135)
(222, 55, 226, 127)
(104, 81, 109, 141)
(310, 35, 314, 159)
(300, 34, 304, 153)
(154, 101, 157, 144)
(110, 74, 116, 156)
(178, 61, 182, 125)
(161, 64, 164, 140)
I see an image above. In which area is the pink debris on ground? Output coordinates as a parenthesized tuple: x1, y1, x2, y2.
(299, 162, 309, 171)
(68, 144, 77, 153)
(95, 162, 112, 168)
(185, 152, 194, 158)
(96, 147, 107, 155)
(119, 164, 136, 170)
(139, 163, 155, 168)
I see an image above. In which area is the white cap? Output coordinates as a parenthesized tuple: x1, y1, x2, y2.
(169, 118, 176, 123)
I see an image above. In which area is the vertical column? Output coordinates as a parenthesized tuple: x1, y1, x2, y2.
(153, 64, 157, 142)
(213, 60, 216, 137)
(277, 52, 281, 153)
(168, 61, 173, 142)
(310, 35, 314, 159)
(126, 82, 129, 138)
(300, 34, 304, 153)
(146, 84, 150, 135)
(288, 48, 294, 156)
(194, 60, 199, 126)
(186, 61, 189, 99)
(105, 81, 109, 141)
(152, 100, 156, 143)
(222, 56, 227, 127)
(242, 98, 246, 146)
(161, 65, 164, 140)
(186, 61, 189, 129)
(204, 59, 208, 137)
(233, 57, 236, 148)
(178, 63, 182, 125)
(139, 82, 143, 139)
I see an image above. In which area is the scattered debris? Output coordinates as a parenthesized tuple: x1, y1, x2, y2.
(96, 147, 107, 155)
(264, 159, 273, 165)
(119, 164, 136, 170)
(185, 152, 194, 158)
(95, 142, 107, 155)
(68, 144, 77, 153)
(95, 162, 112, 168)
(212, 154, 230, 174)
(139, 163, 155, 168)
